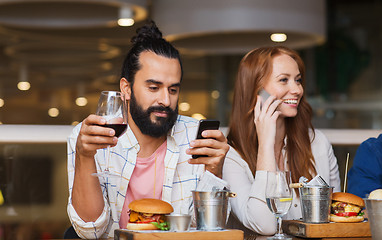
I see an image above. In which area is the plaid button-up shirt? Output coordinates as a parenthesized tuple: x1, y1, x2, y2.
(67, 115, 228, 239)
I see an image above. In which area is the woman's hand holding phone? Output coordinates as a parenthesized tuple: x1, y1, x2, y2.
(254, 90, 282, 171)
(258, 89, 271, 109)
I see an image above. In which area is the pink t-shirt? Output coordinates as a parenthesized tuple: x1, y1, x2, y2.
(119, 141, 167, 229)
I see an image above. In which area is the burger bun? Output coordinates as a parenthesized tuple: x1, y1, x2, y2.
(126, 222, 159, 230)
(128, 198, 174, 214)
(332, 192, 365, 208)
(330, 214, 364, 223)
(369, 189, 382, 199)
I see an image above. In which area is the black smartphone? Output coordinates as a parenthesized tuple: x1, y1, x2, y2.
(192, 119, 220, 159)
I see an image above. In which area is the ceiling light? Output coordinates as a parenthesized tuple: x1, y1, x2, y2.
(71, 121, 79, 126)
(0, 98, 4, 107)
(179, 102, 190, 112)
(270, 33, 287, 42)
(75, 97, 88, 107)
(211, 90, 220, 99)
(153, 0, 325, 54)
(118, 6, 135, 27)
(48, 107, 59, 117)
(118, 18, 134, 27)
(17, 81, 31, 91)
(18, 62, 31, 91)
(191, 113, 206, 120)
(75, 82, 88, 106)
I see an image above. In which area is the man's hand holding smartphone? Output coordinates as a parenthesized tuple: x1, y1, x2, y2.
(192, 119, 220, 159)
(186, 119, 229, 178)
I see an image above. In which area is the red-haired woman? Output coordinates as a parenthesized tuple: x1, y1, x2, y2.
(223, 46, 340, 236)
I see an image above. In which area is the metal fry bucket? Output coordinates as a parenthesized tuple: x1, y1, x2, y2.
(365, 199, 382, 240)
(299, 186, 333, 223)
(192, 190, 236, 231)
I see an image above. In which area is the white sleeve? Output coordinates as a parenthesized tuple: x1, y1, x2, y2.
(223, 149, 276, 235)
(67, 201, 111, 239)
(67, 124, 111, 239)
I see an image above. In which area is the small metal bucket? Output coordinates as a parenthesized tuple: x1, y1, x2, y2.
(299, 186, 333, 223)
(192, 190, 236, 231)
(365, 199, 382, 240)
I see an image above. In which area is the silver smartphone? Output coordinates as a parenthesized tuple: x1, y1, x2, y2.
(258, 89, 280, 110)
(258, 89, 271, 109)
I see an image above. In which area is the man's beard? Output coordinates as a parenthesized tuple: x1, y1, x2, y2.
(129, 91, 178, 138)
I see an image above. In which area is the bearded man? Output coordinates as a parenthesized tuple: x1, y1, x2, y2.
(66, 21, 229, 239)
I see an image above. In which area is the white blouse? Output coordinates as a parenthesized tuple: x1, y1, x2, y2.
(223, 129, 341, 236)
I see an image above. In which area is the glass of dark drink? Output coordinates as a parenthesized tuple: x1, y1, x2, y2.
(92, 91, 127, 178)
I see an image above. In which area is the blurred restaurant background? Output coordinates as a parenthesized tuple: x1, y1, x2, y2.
(0, 0, 382, 239)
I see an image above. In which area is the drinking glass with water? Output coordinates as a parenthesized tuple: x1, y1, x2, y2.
(266, 171, 293, 240)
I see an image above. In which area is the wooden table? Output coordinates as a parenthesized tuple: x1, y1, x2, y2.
(114, 229, 244, 240)
(255, 236, 370, 240)
(280, 220, 371, 239)
(241, 220, 372, 239)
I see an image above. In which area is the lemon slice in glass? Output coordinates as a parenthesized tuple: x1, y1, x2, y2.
(280, 197, 292, 202)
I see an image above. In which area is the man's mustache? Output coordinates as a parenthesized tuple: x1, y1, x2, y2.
(147, 106, 174, 115)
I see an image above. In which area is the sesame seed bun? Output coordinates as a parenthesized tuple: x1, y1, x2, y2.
(128, 198, 174, 214)
(332, 192, 365, 208)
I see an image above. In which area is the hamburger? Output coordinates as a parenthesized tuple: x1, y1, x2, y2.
(330, 192, 365, 223)
(126, 198, 174, 230)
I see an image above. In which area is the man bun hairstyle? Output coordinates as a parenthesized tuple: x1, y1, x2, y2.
(131, 21, 163, 44)
(121, 20, 183, 84)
